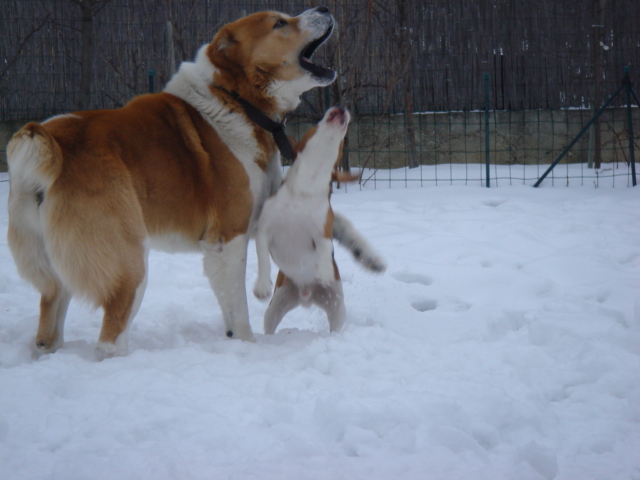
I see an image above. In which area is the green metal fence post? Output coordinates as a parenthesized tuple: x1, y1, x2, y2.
(148, 70, 155, 93)
(624, 67, 636, 186)
(534, 81, 626, 187)
(484, 73, 490, 188)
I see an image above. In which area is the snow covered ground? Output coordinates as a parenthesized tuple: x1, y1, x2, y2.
(1, 167, 639, 480)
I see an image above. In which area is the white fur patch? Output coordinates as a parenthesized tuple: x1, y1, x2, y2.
(95, 337, 128, 360)
(7, 134, 54, 191)
(149, 233, 200, 253)
(42, 113, 82, 124)
(267, 77, 320, 113)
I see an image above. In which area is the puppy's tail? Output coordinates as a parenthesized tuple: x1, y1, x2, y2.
(333, 212, 386, 273)
(7, 122, 63, 193)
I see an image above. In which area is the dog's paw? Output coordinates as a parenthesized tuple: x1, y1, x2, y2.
(226, 327, 256, 342)
(316, 264, 336, 287)
(95, 341, 127, 361)
(253, 278, 273, 300)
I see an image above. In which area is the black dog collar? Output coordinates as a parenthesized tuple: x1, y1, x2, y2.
(229, 91, 294, 162)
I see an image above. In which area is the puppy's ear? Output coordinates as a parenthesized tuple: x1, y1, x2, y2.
(295, 126, 318, 156)
(332, 170, 362, 184)
(332, 139, 359, 184)
(288, 135, 299, 162)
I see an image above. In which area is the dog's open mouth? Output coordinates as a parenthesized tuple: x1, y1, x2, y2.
(326, 106, 349, 127)
(299, 23, 335, 82)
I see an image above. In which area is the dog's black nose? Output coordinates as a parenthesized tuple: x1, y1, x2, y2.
(315, 6, 329, 14)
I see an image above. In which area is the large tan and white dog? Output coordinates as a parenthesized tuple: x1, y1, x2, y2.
(5, 7, 373, 359)
(253, 106, 385, 334)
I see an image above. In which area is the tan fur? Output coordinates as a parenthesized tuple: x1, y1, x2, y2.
(7, 8, 337, 357)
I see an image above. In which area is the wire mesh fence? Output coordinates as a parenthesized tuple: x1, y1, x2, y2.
(1, 0, 639, 186)
(311, 107, 637, 189)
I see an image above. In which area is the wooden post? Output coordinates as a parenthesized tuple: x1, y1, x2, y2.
(167, 21, 176, 77)
(78, 0, 95, 110)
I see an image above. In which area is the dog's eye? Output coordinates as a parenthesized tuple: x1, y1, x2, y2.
(273, 19, 287, 29)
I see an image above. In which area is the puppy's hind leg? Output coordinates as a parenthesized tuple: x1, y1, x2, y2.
(264, 273, 301, 335)
(312, 278, 347, 333)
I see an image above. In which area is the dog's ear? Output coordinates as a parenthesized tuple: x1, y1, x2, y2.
(332, 170, 362, 184)
(207, 28, 245, 91)
(213, 27, 235, 54)
(332, 139, 358, 184)
(331, 138, 345, 171)
(288, 135, 299, 162)
(208, 27, 238, 70)
(295, 126, 318, 156)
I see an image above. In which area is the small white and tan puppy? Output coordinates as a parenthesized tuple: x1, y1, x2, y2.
(253, 106, 385, 334)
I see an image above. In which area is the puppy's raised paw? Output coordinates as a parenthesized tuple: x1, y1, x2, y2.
(253, 278, 273, 300)
(316, 260, 337, 287)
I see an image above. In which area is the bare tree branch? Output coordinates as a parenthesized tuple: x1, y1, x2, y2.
(0, 13, 51, 81)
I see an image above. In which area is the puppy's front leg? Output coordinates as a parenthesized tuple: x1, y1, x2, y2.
(253, 227, 273, 299)
(315, 237, 336, 286)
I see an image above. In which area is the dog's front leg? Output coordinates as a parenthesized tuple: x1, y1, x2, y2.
(201, 234, 255, 341)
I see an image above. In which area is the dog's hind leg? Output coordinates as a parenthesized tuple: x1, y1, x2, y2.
(7, 123, 74, 354)
(36, 287, 71, 353)
(264, 273, 301, 335)
(7, 202, 71, 354)
(333, 212, 386, 273)
(312, 279, 347, 333)
(95, 243, 148, 360)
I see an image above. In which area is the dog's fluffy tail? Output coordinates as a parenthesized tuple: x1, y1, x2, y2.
(333, 212, 386, 273)
(7, 122, 63, 192)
